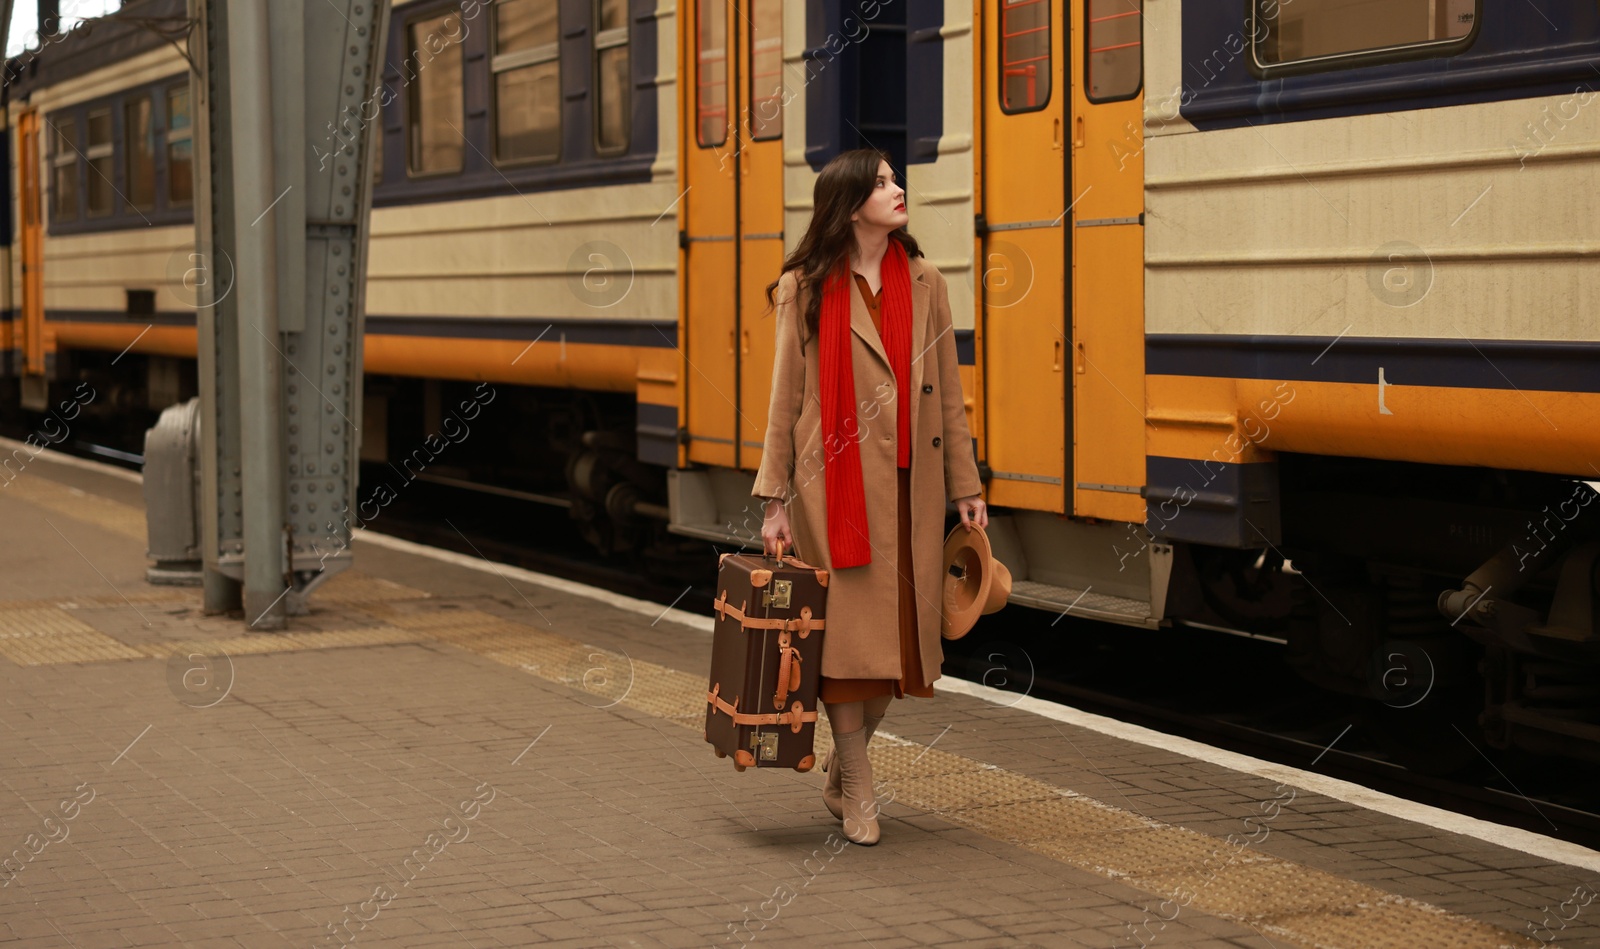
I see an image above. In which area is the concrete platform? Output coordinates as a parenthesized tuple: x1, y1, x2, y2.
(2, 442, 1598, 949)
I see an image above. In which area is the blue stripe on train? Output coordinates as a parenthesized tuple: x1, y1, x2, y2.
(1147, 334, 1600, 393)
(41, 310, 980, 365)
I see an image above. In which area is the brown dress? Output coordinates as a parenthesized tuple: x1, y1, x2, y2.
(817, 273, 935, 704)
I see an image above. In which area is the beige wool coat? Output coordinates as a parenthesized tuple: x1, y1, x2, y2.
(751, 256, 983, 682)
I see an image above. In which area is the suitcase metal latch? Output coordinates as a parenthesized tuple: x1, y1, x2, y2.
(762, 580, 792, 610)
(750, 731, 780, 761)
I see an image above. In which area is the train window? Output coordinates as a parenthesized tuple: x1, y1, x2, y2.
(406, 11, 466, 175)
(167, 86, 193, 207)
(999, 0, 1050, 113)
(49, 119, 79, 219)
(494, 0, 561, 164)
(594, 0, 630, 152)
(85, 108, 113, 217)
(124, 95, 156, 212)
(1086, 0, 1141, 102)
(1254, 0, 1478, 71)
(748, 0, 783, 141)
(696, 0, 728, 145)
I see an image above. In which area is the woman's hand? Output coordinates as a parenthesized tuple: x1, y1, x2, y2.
(761, 498, 795, 557)
(955, 495, 988, 531)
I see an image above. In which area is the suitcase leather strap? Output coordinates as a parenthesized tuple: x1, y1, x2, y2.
(707, 685, 816, 734)
(774, 629, 802, 710)
(713, 592, 824, 637)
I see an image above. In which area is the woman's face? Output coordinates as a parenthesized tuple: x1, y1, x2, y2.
(850, 160, 908, 231)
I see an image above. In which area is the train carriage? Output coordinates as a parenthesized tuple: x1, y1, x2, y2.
(3, 0, 1599, 764)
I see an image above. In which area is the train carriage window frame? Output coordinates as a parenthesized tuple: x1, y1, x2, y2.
(48, 116, 81, 221)
(999, 0, 1052, 114)
(1248, 0, 1482, 79)
(166, 84, 193, 208)
(1085, 0, 1142, 103)
(404, 9, 468, 177)
(747, 0, 783, 142)
(123, 93, 157, 213)
(491, 0, 562, 167)
(695, 0, 729, 146)
(84, 108, 114, 218)
(593, 0, 631, 155)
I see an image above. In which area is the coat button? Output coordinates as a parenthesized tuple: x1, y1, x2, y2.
(932, 436, 942, 447)
(922, 383, 933, 393)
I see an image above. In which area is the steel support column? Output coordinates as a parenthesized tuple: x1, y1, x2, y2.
(187, 0, 389, 626)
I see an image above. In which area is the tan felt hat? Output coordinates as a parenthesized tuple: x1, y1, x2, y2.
(940, 523, 1012, 640)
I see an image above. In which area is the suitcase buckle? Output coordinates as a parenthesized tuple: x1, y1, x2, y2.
(762, 580, 792, 609)
(750, 731, 780, 761)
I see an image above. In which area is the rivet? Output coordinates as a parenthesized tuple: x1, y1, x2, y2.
(308, 463, 316, 473)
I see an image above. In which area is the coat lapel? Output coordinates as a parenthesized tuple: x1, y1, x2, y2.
(848, 275, 890, 370)
(908, 260, 930, 397)
(847, 257, 931, 380)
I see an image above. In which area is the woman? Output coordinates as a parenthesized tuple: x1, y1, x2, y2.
(752, 149, 987, 846)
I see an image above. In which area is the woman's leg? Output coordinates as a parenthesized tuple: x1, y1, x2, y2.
(827, 704, 881, 844)
(863, 694, 892, 722)
(824, 699, 864, 734)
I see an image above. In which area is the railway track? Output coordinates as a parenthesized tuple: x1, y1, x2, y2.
(23, 432, 1600, 852)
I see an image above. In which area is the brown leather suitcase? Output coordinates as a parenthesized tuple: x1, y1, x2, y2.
(705, 552, 828, 771)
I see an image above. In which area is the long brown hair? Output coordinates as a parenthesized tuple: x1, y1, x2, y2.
(765, 149, 923, 336)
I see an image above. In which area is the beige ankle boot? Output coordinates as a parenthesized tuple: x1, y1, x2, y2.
(823, 712, 883, 819)
(832, 727, 880, 845)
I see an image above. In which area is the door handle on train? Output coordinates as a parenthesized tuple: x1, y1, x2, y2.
(1073, 114, 1085, 149)
(728, 329, 736, 355)
(741, 329, 750, 355)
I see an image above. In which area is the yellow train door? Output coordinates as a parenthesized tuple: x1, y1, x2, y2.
(977, 0, 1069, 513)
(18, 109, 46, 378)
(734, 0, 785, 473)
(681, 0, 785, 472)
(682, 0, 740, 468)
(1069, 0, 1145, 521)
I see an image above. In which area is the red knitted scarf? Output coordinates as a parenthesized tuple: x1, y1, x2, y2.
(819, 240, 913, 569)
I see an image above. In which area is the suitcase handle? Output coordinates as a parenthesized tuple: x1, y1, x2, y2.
(767, 550, 820, 571)
(774, 633, 802, 710)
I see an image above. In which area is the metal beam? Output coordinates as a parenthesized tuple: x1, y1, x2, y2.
(188, 0, 389, 626)
(225, 0, 287, 628)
